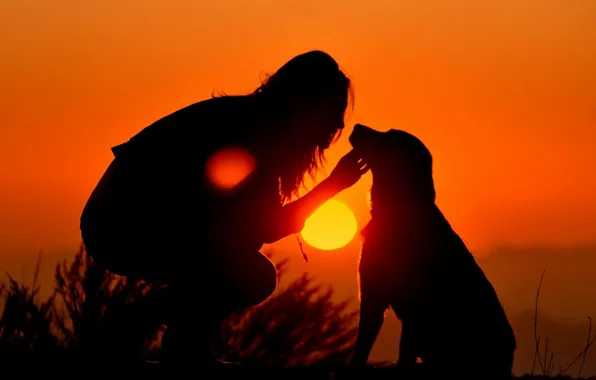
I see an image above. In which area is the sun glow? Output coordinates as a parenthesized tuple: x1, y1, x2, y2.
(300, 200, 358, 251)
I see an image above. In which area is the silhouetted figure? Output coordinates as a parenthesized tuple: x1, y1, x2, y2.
(347, 124, 516, 378)
(79, 51, 368, 368)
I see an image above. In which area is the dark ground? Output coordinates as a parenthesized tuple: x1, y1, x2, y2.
(4, 356, 591, 380)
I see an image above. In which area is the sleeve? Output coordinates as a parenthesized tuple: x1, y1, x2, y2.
(235, 172, 286, 243)
(205, 169, 285, 252)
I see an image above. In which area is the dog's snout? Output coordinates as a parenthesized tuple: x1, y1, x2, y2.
(349, 124, 382, 149)
(352, 124, 374, 137)
(353, 123, 370, 133)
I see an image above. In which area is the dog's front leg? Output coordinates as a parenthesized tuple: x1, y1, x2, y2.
(348, 295, 389, 368)
(396, 318, 419, 372)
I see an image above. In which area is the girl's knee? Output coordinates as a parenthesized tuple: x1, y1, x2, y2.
(250, 255, 278, 305)
(211, 252, 278, 310)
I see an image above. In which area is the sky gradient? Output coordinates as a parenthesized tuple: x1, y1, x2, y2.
(1, 0, 596, 369)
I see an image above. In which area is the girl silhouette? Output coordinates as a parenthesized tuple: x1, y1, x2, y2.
(80, 50, 368, 368)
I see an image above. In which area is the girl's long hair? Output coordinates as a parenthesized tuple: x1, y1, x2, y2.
(251, 50, 354, 203)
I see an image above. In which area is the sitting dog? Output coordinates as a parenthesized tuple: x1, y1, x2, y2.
(347, 124, 516, 378)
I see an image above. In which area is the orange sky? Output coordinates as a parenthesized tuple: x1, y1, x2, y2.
(1, 0, 596, 365)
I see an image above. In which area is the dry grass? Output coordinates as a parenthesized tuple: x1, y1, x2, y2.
(0, 245, 357, 368)
(531, 270, 595, 378)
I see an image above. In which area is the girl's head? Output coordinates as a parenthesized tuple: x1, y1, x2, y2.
(253, 50, 353, 202)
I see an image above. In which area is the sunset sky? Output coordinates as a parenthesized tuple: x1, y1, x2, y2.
(1, 0, 596, 366)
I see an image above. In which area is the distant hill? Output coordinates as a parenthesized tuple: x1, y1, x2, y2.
(478, 245, 596, 321)
(477, 246, 596, 376)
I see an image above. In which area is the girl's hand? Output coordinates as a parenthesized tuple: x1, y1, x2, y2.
(328, 149, 369, 192)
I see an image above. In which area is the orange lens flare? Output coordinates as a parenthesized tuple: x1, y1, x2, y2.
(205, 147, 256, 190)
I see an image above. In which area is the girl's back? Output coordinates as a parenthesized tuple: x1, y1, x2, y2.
(80, 96, 273, 281)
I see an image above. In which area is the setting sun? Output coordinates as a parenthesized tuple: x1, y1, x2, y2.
(300, 200, 358, 251)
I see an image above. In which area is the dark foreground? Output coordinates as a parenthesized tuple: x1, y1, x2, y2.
(3, 356, 589, 380)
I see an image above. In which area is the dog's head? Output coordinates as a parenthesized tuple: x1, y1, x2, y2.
(349, 124, 436, 208)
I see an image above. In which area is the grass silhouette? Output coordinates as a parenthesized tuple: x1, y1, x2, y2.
(530, 270, 595, 378)
(0, 245, 357, 369)
(0, 247, 594, 379)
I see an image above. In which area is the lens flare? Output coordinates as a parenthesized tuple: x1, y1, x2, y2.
(205, 146, 255, 190)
